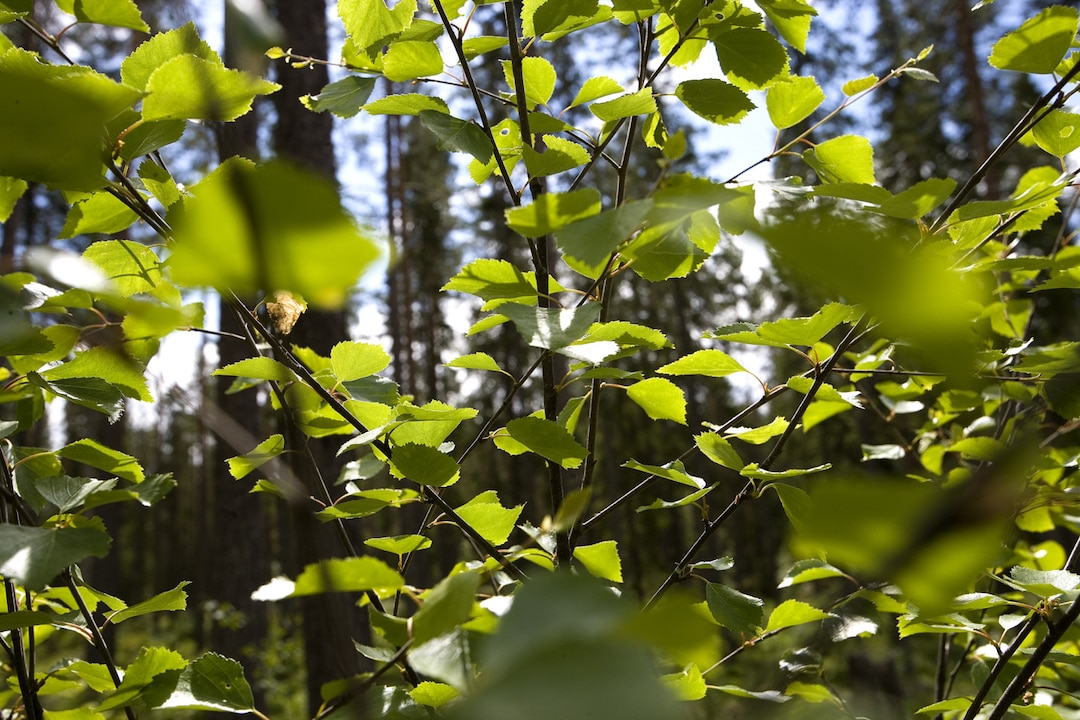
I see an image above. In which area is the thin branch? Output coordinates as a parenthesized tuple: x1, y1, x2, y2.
(646, 320, 865, 608)
(931, 58, 1080, 232)
(430, 0, 518, 202)
(66, 570, 136, 720)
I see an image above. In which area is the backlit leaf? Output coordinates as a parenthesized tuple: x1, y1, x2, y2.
(675, 79, 755, 125)
(168, 159, 378, 308)
(627, 377, 686, 424)
(989, 6, 1079, 74)
(574, 541, 623, 583)
(766, 75, 824, 129)
(764, 599, 830, 632)
(499, 416, 588, 469)
(658, 349, 748, 378)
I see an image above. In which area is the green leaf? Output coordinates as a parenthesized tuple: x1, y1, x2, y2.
(36, 476, 116, 513)
(442, 258, 547, 302)
(252, 557, 404, 600)
(989, 6, 1079, 74)
(739, 462, 830, 479)
(636, 483, 718, 512)
(411, 682, 459, 708)
(555, 200, 652, 274)
(759, 0, 817, 53)
(418, 110, 492, 162)
(444, 352, 509, 375)
(168, 159, 379, 308)
(842, 74, 878, 95)
(0, 176, 27, 222)
(522, 136, 590, 177)
(498, 302, 601, 350)
(498, 416, 588, 469)
(99, 646, 187, 710)
(137, 159, 181, 207)
(42, 346, 151, 402)
(153, 653, 255, 712)
(390, 443, 460, 487)
(1032, 109, 1080, 158)
(28, 374, 124, 422)
(695, 433, 745, 470)
(301, 75, 377, 117)
(213, 357, 295, 383)
(60, 193, 140, 239)
(122, 23, 217, 89)
(777, 559, 848, 588)
(726, 417, 790, 445)
(710, 303, 855, 348)
(506, 188, 602, 237)
(1009, 566, 1080, 597)
(876, 178, 957, 219)
(657, 349, 749, 378)
(574, 540, 623, 583)
(0, 48, 142, 190)
(568, 75, 623, 109)
(623, 459, 705, 489)
(411, 571, 480, 645)
(58, 438, 144, 483)
(82, 239, 164, 298)
(803, 135, 875, 184)
(764, 599, 830, 632)
(674, 79, 755, 125)
(226, 434, 284, 480)
(713, 28, 790, 89)
(55, 0, 148, 31)
(627, 377, 686, 424)
(462, 36, 507, 60)
(453, 491, 524, 546)
(705, 582, 763, 637)
(364, 92, 449, 115)
(383, 40, 443, 81)
(331, 341, 391, 382)
(339, 0, 416, 54)
(143, 53, 278, 121)
(916, 698, 973, 716)
(503, 56, 557, 109)
(0, 525, 110, 591)
(106, 582, 189, 625)
(766, 75, 824, 129)
(590, 87, 657, 122)
(364, 534, 432, 556)
(662, 665, 707, 701)
(522, 0, 602, 37)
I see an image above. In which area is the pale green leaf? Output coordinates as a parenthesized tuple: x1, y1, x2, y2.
(766, 75, 824, 129)
(989, 6, 1079, 73)
(453, 491, 523, 546)
(383, 40, 443, 81)
(390, 443, 460, 487)
(503, 56, 557, 108)
(226, 434, 284, 480)
(764, 599, 831, 632)
(803, 135, 875, 184)
(168, 159, 379, 308)
(58, 438, 144, 483)
(143, 54, 278, 121)
(505, 188, 602, 237)
(574, 540, 623, 583)
(106, 582, 189, 624)
(627, 377, 686, 424)
(499, 416, 588, 469)
(364, 534, 432, 556)
(568, 75, 623, 109)
(590, 87, 656, 122)
(331, 341, 391, 382)
(657, 349, 748, 378)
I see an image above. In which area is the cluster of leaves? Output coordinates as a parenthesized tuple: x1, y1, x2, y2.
(2, 0, 1080, 718)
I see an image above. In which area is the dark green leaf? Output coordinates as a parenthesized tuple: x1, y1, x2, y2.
(0, 524, 110, 590)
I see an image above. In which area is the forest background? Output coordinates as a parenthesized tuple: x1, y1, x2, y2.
(2, 0, 1080, 718)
